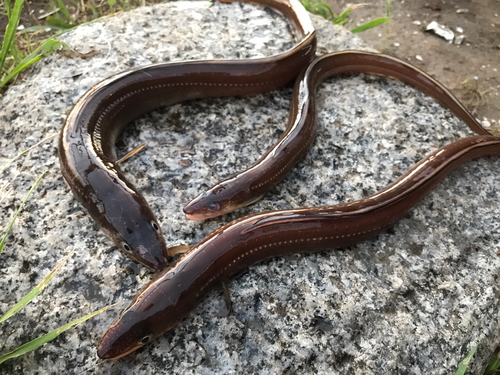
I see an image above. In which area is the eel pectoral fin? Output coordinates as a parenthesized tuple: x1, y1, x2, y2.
(115, 142, 147, 165)
(218, 279, 232, 317)
(167, 244, 192, 257)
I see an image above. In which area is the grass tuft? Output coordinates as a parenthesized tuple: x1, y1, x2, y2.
(0, 249, 76, 323)
(0, 302, 119, 364)
(0, 1, 164, 92)
(455, 345, 477, 375)
(1, 39, 68, 88)
(55, 0, 76, 26)
(0, 134, 56, 175)
(0, 171, 47, 255)
(299, 0, 390, 32)
(351, 17, 391, 34)
(0, 0, 26, 75)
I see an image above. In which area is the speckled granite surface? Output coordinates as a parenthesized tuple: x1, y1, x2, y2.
(1, 1, 500, 374)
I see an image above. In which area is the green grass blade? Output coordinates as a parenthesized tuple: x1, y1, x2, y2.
(299, 0, 386, 33)
(45, 16, 76, 31)
(5, 0, 12, 19)
(333, 6, 353, 25)
(0, 171, 47, 255)
(386, 0, 391, 17)
(312, 3, 334, 20)
(0, 39, 66, 88)
(20, 16, 78, 34)
(0, 0, 26, 73)
(455, 346, 477, 375)
(56, 0, 76, 25)
(313, 6, 327, 19)
(0, 249, 76, 323)
(8, 43, 24, 64)
(485, 351, 500, 374)
(0, 135, 56, 175)
(1, 56, 42, 87)
(351, 17, 390, 33)
(0, 302, 119, 365)
(18, 26, 50, 34)
(88, 4, 99, 19)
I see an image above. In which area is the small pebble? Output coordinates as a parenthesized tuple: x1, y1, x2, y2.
(454, 35, 465, 45)
(179, 159, 193, 167)
(426, 21, 454, 42)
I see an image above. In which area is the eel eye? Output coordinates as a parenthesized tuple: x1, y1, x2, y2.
(123, 243, 132, 252)
(207, 202, 221, 211)
(138, 334, 153, 345)
(151, 221, 160, 232)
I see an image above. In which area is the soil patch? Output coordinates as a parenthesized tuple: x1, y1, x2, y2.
(326, 0, 500, 132)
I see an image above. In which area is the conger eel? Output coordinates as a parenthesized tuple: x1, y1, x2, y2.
(58, 0, 316, 270)
(96, 48, 498, 359)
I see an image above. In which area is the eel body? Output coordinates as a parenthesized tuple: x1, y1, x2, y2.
(97, 52, 497, 359)
(184, 51, 492, 220)
(58, 0, 316, 269)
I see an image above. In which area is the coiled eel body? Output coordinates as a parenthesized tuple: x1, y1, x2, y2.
(58, 0, 316, 269)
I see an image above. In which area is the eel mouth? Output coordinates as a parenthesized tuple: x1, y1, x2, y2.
(184, 197, 248, 221)
(97, 344, 141, 360)
(184, 211, 211, 221)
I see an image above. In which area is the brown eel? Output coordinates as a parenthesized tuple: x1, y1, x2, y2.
(58, 0, 316, 270)
(97, 51, 497, 359)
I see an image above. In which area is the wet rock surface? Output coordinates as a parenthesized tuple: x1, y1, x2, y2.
(0, 1, 500, 374)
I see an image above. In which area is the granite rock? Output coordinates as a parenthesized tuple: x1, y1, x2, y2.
(1, 1, 500, 374)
